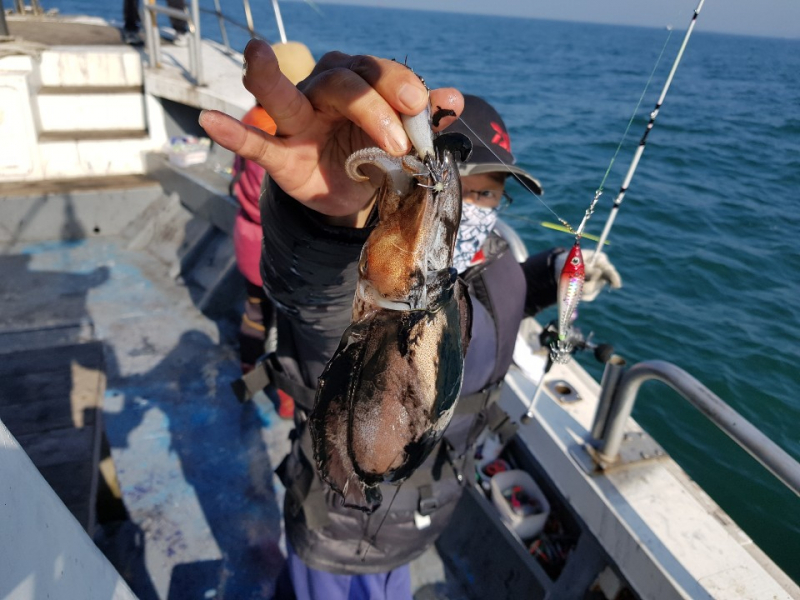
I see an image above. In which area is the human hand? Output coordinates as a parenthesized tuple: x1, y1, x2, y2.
(199, 41, 463, 225)
(554, 249, 622, 302)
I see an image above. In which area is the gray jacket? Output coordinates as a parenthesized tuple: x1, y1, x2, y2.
(260, 179, 556, 574)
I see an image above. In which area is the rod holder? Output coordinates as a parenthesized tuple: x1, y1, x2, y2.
(590, 354, 626, 442)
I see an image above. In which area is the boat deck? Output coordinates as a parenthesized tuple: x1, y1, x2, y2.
(0, 176, 467, 598)
(0, 334, 105, 536)
(0, 230, 290, 598)
(5, 16, 129, 46)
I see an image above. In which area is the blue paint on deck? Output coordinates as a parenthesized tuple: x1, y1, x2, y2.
(103, 332, 289, 599)
(251, 391, 276, 429)
(22, 237, 292, 599)
(20, 239, 86, 254)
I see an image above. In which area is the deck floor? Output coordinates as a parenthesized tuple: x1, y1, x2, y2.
(0, 234, 469, 599)
(1, 235, 292, 598)
(0, 339, 105, 535)
(6, 16, 129, 46)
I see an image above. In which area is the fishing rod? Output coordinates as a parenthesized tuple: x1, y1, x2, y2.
(589, 0, 706, 267)
(519, 0, 706, 423)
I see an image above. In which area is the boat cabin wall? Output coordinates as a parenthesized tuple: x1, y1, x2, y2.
(0, 181, 164, 246)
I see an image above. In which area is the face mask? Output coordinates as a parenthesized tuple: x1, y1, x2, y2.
(452, 202, 498, 273)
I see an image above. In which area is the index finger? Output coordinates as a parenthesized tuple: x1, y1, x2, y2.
(338, 54, 431, 117)
(242, 40, 315, 137)
(308, 53, 463, 124)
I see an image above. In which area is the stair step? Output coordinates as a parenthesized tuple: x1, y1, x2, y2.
(38, 85, 144, 95)
(39, 48, 142, 88)
(37, 136, 160, 179)
(39, 130, 149, 142)
(37, 93, 146, 133)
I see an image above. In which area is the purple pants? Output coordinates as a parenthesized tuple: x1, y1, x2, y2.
(273, 542, 412, 600)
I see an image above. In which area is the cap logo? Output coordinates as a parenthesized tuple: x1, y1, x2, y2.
(490, 122, 511, 153)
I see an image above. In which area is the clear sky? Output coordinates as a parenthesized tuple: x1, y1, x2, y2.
(300, 0, 800, 39)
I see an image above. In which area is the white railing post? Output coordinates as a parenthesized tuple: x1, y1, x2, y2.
(190, 0, 204, 85)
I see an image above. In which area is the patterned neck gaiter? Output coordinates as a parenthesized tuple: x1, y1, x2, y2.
(452, 202, 498, 273)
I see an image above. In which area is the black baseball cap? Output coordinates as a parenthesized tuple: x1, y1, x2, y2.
(444, 94, 544, 196)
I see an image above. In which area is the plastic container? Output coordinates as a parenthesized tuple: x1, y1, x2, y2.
(165, 136, 210, 167)
(490, 469, 550, 540)
(475, 428, 505, 470)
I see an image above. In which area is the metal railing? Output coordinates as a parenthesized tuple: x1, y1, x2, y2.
(200, 0, 272, 50)
(142, 0, 277, 86)
(142, 0, 204, 84)
(591, 358, 800, 496)
(11, 0, 43, 15)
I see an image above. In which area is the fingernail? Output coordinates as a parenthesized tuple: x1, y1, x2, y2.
(398, 83, 427, 111)
(389, 122, 410, 154)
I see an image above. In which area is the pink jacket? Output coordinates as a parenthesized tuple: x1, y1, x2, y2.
(232, 105, 276, 286)
(232, 155, 266, 286)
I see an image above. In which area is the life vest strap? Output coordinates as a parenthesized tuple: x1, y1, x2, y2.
(231, 353, 316, 411)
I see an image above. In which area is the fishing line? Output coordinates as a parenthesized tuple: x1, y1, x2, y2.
(459, 44, 663, 237)
(592, 26, 674, 203)
(567, 24, 676, 241)
(359, 483, 403, 562)
(590, 0, 706, 265)
(459, 23, 673, 240)
(354, 512, 372, 558)
(457, 117, 572, 231)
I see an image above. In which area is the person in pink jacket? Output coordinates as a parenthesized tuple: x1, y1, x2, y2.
(232, 105, 275, 295)
(230, 42, 315, 419)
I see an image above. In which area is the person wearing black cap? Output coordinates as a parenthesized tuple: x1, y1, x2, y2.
(446, 94, 621, 300)
(201, 47, 620, 600)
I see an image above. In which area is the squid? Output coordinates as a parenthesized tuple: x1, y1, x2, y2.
(309, 96, 473, 513)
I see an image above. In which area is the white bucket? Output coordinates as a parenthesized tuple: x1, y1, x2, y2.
(490, 469, 550, 540)
(165, 136, 210, 167)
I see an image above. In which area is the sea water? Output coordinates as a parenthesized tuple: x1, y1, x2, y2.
(61, 0, 800, 583)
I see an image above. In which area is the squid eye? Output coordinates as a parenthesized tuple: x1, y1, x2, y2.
(571, 257, 581, 266)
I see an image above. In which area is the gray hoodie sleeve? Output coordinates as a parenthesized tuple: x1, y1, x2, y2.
(259, 178, 374, 397)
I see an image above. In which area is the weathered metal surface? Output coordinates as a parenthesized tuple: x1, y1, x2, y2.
(6, 16, 128, 46)
(0, 176, 162, 245)
(2, 231, 292, 599)
(0, 341, 106, 534)
(0, 418, 137, 600)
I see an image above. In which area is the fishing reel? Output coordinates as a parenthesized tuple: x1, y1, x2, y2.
(520, 322, 614, 425)
(539, 320, 614, 365)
